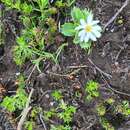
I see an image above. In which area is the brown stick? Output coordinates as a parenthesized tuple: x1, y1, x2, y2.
(67, 65, 88, 69)
(102, 75, 130, 97)
(26, 65, 37, 83)
(103, 0, 129, 30)
(88, 58, 112, 79)
(39, 114, 47, 130)
(17, 88, 34, 130)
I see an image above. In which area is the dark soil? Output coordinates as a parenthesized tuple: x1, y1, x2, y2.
(0, 0, 130, 130)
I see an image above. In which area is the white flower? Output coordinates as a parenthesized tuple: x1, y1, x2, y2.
(75, 14, 102, 42)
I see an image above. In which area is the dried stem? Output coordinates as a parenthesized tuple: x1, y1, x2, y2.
(102, 75, 130, 97)
(88, 58, 112, 79)
(103, 0, 129, 30)
(17, 88, 34, 130)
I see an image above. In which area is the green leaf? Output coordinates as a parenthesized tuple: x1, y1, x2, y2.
(71, 7, 92, 23)
(25, 121, 34, 130)
(13, 0, 21, 10)
(1, 0, 13, 7)
(67, 0, 76, 7)
(73, 31, 80, 44)
(37, 0, 49, 10)
(51, 90, 63, 101)
(71, 7, 85, 22)
(59, 100, 67, 110)
(85, 80, 99, 101)
(1, 97, 15, 112)
(44, 109, 56, 119)
(61, 23, 76, 36)
(22, 3, 32, 14)
(80, 41, 92, 49)
(0, 88, 27, 112)
(83, 8, 92, 19)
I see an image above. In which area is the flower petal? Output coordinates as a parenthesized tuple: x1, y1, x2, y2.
(93, 25, 102, 31)
(87, 14, 93, 24)
(80, 19, 86, 26)
(75, 25, 84, 30)
(92, 30, 101, 38)
(92, 20, 100, 25)
(85, 34, 89, 42)
(80, 35, 85, 42)
(78, 30, 86, 42)
(88, 33, 97, 41)
(78, 30, 85, 37)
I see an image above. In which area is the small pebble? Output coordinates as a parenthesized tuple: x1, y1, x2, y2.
(45, 94, 50, 99)
(50, 102, 54, 106)
(16, 72, 20, 76)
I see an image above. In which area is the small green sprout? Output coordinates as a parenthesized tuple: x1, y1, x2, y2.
(25, 107, 42, 130)
(1, 88, 27, 112)
(50, 125, 71, 130)
(44, 99, 76, 129)
(100, 117, 115, 130)
(85, 80, 99, 101)
(1, 0, 32, 14)
(117, 19, 123, 25)
(51, 90, 63, 101)
(116, 100, 130, 116)
(0, 75, 28, 112)
(96, 104, 106, 116)
(25, 121, 34, 130)
(44, 109, 56, 120)
(58, 100, 76, 123)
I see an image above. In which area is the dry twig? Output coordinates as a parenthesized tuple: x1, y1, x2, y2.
(39, 114, 47, 130)
(47, 68, 81, 78)
(26, 65, 37, 83)
(115, 37, 127, 61)
(17, 88, 34, 130)
(102, 75, 130, 97)
(67, 65, 88, 69)
(103, 0, 129, 30)
(88, 58, 112, 79)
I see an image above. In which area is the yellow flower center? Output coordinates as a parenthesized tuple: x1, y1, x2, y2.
(85, 24, 92, 32)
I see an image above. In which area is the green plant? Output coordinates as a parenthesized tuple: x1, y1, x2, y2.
(57, 100, 76, 123)
(35, 0, 49, 20)
(2, 0, 67, 69)
(1, 0, 32, 14)
(55, 0, 76, 8)
(95, 98, 130, 130)
(0, 74, 28, 112)
(116, 100, 130, 116)
(43, 97, 76, 129)
(13, 36, 33, 65)
(84, 80, 130, 130)
(13, 27, 66, 65)
(15, 74, 26, 88)
(51, 90, 63, 101)
(100, 117, 114, 130)
(85, 80, 99, 100)
(50, 125, 71, 130)
(44, 108, 56, 120)
(55, 0, 66, 8)
(44, 100, 76, 123)
(25, 107, 42, 130)
(67, 0, 76, 7)
(25, 121, 34, 130)
(1, 88, 27, 112)
(96, 104, 106, 116)
(61, 7, 102, 50)
(14, 31, 67, 70)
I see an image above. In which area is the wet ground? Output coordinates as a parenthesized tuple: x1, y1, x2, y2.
(0, 0, 130, 130)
